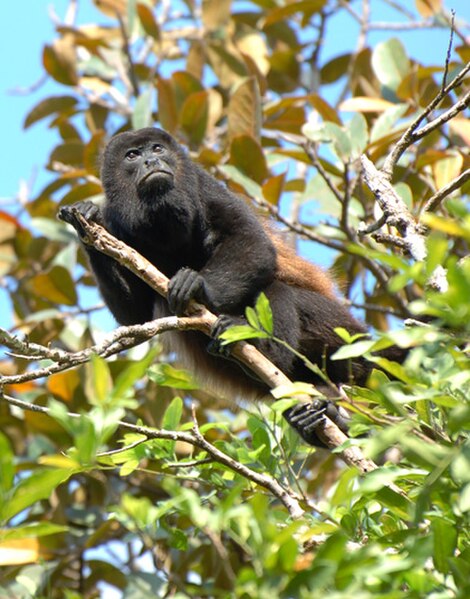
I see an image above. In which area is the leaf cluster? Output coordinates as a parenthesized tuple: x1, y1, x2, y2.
(1, 0, 470, 597)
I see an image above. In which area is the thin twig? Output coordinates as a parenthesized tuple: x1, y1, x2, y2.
(383, 60, 470, 178)
(0, 391, 305, 519)
(423, 168, 470, 213)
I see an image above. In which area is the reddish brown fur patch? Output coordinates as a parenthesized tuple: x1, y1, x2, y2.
(267, 230, 337, 299)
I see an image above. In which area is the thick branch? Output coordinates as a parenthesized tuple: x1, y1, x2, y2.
(61, 209, 380, 472)
(361, 155, 427, 261)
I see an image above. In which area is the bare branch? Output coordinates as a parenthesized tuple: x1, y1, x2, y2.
(0, 391, 305, 519)
(383, 60, 470, 178)
(361, 155, 427, 261)
(423, 168, 470, 213)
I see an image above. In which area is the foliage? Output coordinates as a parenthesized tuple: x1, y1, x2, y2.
(1, 0, 470, 597)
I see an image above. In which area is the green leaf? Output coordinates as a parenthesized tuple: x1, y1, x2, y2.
(132, 88, 154, 130)
(29, 265, 78, 306)
(112, 348, 160, 401)
(148, 364, 198, 390)
(219, 325, 268, 343)
(86, 355, 113, 405)
(162, 397, 183, 431)
(0, 433, 14, 497)
(347, 113, 368, 158)
(220, 165, 262, 199)
(0, 522, 68, 542)
(1, 468, 77, 522)
(372, 38, 410, 92)
(180, 91, 209, 146)
(245, 306, 261, 329)
(255, 293, 274, 334)
(432, 516, 457, 574)
(136, 2, 160, 39)
(370, 103, 408, 143)
(230, 135, 268, 184)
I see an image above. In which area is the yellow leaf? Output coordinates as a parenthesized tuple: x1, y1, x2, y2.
(339, 97, 395, 113)
(39, 455, 82, 469)
(416, 0, 442, 17)
(0, 538, 42, 566)
(93, 0, 127, 17)
(228, 77, 262, 141)
(449, 118, 470, 146)
(79, 76, 112, 96)
(43, 38, 78, 86)
(237, 33, 270, 76)
(432, 153, 463, 189)
(202, 0, 231, 30)
(47, 370, 81, 402)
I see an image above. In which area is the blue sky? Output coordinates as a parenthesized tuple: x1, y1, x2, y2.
(1, 1, 468, 204)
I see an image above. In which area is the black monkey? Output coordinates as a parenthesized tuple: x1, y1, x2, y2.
(59, 127, 379, 447)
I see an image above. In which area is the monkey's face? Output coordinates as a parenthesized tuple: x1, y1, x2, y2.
(102, 128, 181, 203)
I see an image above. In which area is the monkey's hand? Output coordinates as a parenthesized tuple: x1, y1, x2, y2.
(58, 201, 104, 240)
(283, 400, 350, 448)
(168, 268, 210, 315)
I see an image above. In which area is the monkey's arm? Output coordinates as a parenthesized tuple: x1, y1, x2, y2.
(168, 190, 276, 315)
(59, 202, 155, 325)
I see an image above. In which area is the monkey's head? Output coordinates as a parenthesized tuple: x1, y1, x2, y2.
(102, 128, 186, 204)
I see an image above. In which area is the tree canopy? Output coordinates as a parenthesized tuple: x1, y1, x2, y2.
(1, 1, 470, 597)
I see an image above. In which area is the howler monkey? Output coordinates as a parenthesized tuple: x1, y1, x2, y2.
(59, 127, 383, 447)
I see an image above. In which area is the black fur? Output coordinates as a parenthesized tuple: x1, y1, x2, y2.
(59, 127, 374, 447)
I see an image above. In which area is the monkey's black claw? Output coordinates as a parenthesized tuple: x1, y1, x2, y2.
(283, 399, 350, 448)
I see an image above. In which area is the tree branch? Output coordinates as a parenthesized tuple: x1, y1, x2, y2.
(53, 209, 383, 473)
(0, 391, 305, 519)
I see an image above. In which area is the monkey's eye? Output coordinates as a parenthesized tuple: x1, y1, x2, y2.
(125, 149, 140, 161)
(152, 143, 164, 153)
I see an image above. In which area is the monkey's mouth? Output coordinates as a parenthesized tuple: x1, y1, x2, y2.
(140, 170, 173, 184)
(137, 170, 174, 200)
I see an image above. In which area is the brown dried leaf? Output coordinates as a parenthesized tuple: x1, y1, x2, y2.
(43, 38, 78, 86)
(230, 135, 268, 184)
(228, 77, 262, 141)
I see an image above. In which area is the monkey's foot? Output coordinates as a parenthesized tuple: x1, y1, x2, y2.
(208, 314, 245, 358)
(283, 399, 350, 448)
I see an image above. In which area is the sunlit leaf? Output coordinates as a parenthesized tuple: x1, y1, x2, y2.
(157, 77, 178, 132)
(202, 0, 231, 30)
(371, 38, 410, 92)
(162, 397, 183, 431)
(180, 91, 209, 145)
(1, 468, 77, 522)
(24, 96, 78, 129)
(29, 265, 78, 306)
(262, 173, 286, 205)
(132, 87, 154, 130)
(47, 370, 81, 402)
(230, 135, 268, 183)
(43, 39, 78, 86)
(228, 77, 262, 141)
(137, 3, 160, 39)
(263, 0, 326, 26)
(432, 153, 463, 190)
(339, 96, 395, 113)
(416, 0, 442, 17)
(148, 364, 198, 390)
